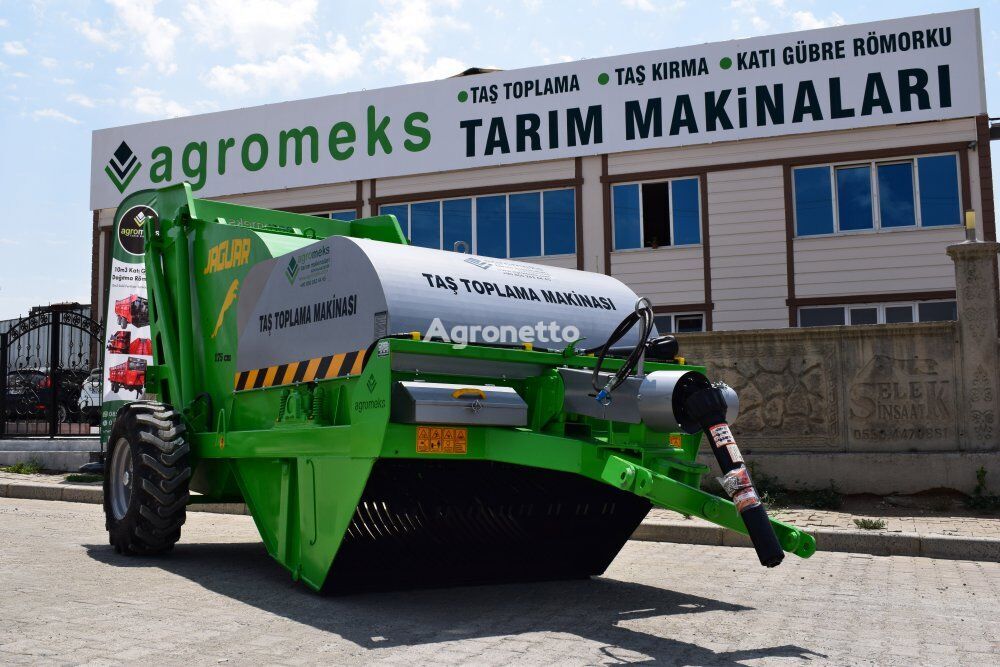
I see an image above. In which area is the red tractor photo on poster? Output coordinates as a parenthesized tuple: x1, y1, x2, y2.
(108, 357, 146, 396)
(106, 331, 153, 356)
(114, 294, 149, 329)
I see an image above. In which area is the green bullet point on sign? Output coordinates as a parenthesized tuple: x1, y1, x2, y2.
(719, 56, 733, 70)
(598, 72, 610, 85)
(457, 90, 468, 102)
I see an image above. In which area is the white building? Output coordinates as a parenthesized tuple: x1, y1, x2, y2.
(90, 9, 996, 334)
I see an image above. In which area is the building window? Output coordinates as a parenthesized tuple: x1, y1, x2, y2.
(793, 153, 961, 236)
(798, 300, 956, 327)
(612, 177, 701, 250)
(314, 209, 357, 221)
(653, 312, 705, 333)
(380, 188, 576, 258)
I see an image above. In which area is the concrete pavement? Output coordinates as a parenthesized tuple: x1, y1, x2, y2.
(1, 497, 998, 665)
(3, 470, 999, 561)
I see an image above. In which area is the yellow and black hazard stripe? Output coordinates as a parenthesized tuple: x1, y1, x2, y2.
(234, 348, 371, 392)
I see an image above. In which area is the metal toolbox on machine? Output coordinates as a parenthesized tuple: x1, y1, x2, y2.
(390, 381, 528, 426)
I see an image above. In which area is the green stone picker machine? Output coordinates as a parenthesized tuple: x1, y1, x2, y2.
(102, 183, 815, 593)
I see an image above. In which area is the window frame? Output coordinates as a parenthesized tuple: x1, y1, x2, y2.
(653, 311, 705, 334)
(378, 187, 576, 259)
(797, 299, 957, 327)
(611, 177, 702, 252)
(312, 209, 358, 221)
(792, 151, 961, 238)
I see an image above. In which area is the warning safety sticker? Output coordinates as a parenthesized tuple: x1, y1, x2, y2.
(416, 426, 468, 454)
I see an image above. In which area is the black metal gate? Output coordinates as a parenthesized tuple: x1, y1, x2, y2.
(0, 305, 103, 438)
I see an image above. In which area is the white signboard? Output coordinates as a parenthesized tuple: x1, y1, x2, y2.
(90, 9, 985, 210)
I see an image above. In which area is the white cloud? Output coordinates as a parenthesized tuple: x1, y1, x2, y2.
(791, 10, 844, 30)
(107, 0, 180, 74)
(0, 238, 19, 246)
(621, 0, 656, 10)
(621, 0, 688, 11)
(202, 36, 361, 94)
(531, 40, 577, 65)
(522, 0, 541, 12)
(367, 0, 469, 83)
(53, 77, 74, 85)
(3, 41, 27, 56)
(74, 20, 119, 50)
(67, 93, 112, 108)
(183, 0, 319, 60)
(0, 18, 8, 28)
(32, 108, 80, 124)
(126, 87, 190, 118)
(40, 56, 57, 68)
(400, 55, 467, 83)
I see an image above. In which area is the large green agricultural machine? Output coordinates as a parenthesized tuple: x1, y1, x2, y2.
(103, 183, 815, 593)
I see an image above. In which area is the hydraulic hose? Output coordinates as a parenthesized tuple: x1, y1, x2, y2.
(589, 298, 655, 404)
(683, 385, 785, 567)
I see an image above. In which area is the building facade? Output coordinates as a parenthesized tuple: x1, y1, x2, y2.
(89, 10, 995, 334)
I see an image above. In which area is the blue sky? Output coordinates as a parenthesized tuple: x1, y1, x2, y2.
(0, 0, 997, 319)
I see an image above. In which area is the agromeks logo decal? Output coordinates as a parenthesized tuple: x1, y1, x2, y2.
(117, 205, 155, 256)
(285, 256, 300, 284)
(105, 141, 142, 194)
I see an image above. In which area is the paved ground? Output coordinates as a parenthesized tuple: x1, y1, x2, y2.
(8, 471, 998, 540)
(1, 498, 998, 666)
(646, 506, 1000, 540)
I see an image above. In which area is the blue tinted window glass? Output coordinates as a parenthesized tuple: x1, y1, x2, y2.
(918, 155, 961, 226)
(613, 184, 641, 250)
(329, 209, 357, 221)
(442, 198, 472, 253)
(671, 178, 701, 245)
(380, 204, 409, 237)
(509, 193, 541, 258)
(410, 201, 440, 249)
(836, 165, 873, 231)
(543, 189, 575, 255)
(793, 167, 834, 236)
(476, 195, 507, 258)
(877, 162, 915, 228)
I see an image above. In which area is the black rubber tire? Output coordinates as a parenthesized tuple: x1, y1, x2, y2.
(104, 401, 191, 555)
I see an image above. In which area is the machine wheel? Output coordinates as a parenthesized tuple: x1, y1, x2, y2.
(104, 401, 191, 555)
(111, 383, 119, 393)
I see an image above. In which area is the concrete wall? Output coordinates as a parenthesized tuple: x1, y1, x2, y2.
(682, 321, 963, 452)
(678, 241, 1000, 495)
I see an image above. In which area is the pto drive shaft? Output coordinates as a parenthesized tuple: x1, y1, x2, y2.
(684, 386, 785, 567)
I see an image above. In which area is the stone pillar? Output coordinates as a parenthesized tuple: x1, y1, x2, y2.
(947, 241, 1000, 450)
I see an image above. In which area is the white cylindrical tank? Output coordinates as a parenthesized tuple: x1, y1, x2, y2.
(236, 236, 648, 372)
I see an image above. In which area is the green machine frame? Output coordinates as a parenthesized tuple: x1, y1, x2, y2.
(140, 183, 815, 592)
